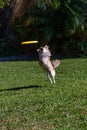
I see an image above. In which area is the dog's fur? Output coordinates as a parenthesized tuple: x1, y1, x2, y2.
(37, 45, 60, 84)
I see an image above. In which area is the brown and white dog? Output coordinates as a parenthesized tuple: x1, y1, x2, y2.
(37, 45, 60, 84)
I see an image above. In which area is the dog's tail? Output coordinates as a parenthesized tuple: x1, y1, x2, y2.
(52, 59, 61, 68)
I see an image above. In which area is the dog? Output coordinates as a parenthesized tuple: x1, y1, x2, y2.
(37, 45, 60, 84)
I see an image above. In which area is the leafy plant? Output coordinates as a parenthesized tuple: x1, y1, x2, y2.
(15, 0, 86, 42)
(0, 0, 10, 9)
(1, 0, 87, 57)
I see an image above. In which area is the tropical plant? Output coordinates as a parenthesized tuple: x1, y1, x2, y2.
(0, 0, 10, 9)
(1, 0, 87, 56)
(15, 0, 86, 42)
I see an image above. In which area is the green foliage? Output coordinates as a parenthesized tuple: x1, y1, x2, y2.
(0, 59, 87, 129)
(78, 42, 87, 56)
(65, 38, 87, 57)
(0, 38, 22, 57)
(37, 0, 61, 10)
(15, 0, 86, 41)
(0, 0, 10, 9)
(0, 0, 86, 57)
(0, 38, 9, 56)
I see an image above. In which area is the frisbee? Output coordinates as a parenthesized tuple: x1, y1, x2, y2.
(21, 41, 38, 45)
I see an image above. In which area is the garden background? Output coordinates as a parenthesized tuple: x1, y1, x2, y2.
(0, 0, 87, 58)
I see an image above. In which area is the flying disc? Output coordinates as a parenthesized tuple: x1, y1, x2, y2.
(21, 41, 38, 45)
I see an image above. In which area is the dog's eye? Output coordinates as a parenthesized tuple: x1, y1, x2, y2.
(40, 47, 43, 50)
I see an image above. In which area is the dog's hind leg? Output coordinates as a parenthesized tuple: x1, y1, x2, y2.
(52, 74, 56, 84)
(47, 70, 56, 84)
(47, 72, 53, 84)
(52, 75, 56, 84)
(51, 70, 56, 84)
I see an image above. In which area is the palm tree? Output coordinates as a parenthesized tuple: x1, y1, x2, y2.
(0, 0, 10, 9)
(16, 0, 86, 42)
(1, 0, 86, 56)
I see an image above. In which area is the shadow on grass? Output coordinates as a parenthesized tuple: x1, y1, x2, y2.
(0, 85, 41, 92)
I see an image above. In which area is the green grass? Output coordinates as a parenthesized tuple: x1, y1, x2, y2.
(0, 58, 87, 130)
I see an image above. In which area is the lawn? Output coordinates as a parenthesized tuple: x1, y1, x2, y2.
(0, 58, 87, 130)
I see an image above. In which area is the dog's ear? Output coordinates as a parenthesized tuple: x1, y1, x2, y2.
(37, 48, 40, 52)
